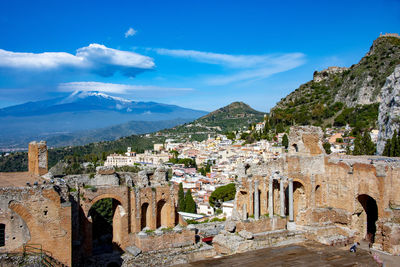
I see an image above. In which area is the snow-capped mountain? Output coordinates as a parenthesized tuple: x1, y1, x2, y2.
(0, 91, 207, 148)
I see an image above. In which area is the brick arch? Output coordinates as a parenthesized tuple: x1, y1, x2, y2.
(85, 194, 124, 217)
(8, 201, 34, 230)
(7, 201, 33, 247)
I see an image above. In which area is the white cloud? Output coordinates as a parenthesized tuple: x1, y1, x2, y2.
(125, 27, 137, 38)
(58, 81, 193, 94)
(155, 48, 273, 68)
(0, 44, 155, 77)
(154, 48, 305, 85)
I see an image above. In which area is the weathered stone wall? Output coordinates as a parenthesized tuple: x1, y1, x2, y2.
(0, 186, 72, 266)
(132, 229, 195, 252)
(235, 217, 286, 233)
(235, 126, 400, 255)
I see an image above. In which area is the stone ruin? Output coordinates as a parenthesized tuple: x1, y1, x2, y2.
(0, 142, 193, 266)
(1, 126, 400, 266)
(230, 126, 400, 256)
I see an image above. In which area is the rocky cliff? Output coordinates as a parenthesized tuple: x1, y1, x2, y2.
(377, 64, 400, 154)
(270, 35, 400, 127)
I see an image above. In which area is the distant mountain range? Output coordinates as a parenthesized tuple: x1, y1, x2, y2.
(0, 91, 207, 149)
(0, 101, 265, 172)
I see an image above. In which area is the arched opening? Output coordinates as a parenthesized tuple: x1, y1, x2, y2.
(315, 185, 322, 207)
(141, 203, 150, 230)
(88, 198, 122, 255)
(293, 181, 306, 222)
(0, 224, 5, 247)
(156, 200, 168, 228)
(357, 194, 378, 243)
(292, 144, 298, 152)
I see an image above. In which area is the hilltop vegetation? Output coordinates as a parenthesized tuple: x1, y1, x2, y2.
(270, 36, 400, 133)
(158, 101, 265, 141)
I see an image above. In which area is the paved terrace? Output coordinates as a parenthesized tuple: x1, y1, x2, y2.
(0, 172, 43, 187)
(180, 242, 382, 267)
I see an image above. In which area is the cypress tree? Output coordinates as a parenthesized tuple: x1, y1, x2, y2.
(362, 131, 376, 155)
(178, 183, 185, 212)
(383, 140, 390, 156)
(184, 189, 196, 213)
(282, 134, 289, 149)
(353, 134, 363, 155)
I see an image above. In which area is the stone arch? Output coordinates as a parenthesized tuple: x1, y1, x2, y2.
(357, 194, 378, 243)
(86, 194, 125, 217)
(141, 203, 150, 230)
(292, 144, 298, 152)
(88, 197, 123, 255)
(7, 201, 33, 249)
(156, 200, 169, 228)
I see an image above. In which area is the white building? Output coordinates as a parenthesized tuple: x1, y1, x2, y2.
(221, 200, 234, 218)
(197, 203, 214, 216)
(104, 148, 170, 167)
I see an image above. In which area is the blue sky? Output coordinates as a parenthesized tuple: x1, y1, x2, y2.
(0, 0, 399, 112)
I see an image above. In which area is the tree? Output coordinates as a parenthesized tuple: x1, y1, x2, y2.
(184, 189, 196, 213)
(178, 183, 185, 212)
(323, 142, 332, 154)
(209, 183, 236, 208)
(353, 131, 375, 155)
(275, 123, 284, 134)
(362, 131, 376, 155)
(383, 130, 400, 157)
(282, 134, 289, 149)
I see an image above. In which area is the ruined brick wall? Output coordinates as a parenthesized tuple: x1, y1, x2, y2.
(131, 184, 178, 233)
(132, 229, 195, 252)
(235, 217, 286, 233)
(28, 141, 48, 176)
(235, 126, 400, 255)
(0, 189, 31, 253)
(0, 187, 72, 266)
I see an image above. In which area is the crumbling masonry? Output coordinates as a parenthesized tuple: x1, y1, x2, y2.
(0, 127, 400, 266)
(234, 126, 400, 255)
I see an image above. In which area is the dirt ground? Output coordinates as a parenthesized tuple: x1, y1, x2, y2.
(0, 172, 43, 187)
(179, 242, 386, 267)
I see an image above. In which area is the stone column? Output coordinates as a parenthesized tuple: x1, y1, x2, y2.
(288, 178, 294, 222)
(242, 204, 247, 220)
(280, 178, 285, 217)
(254, 180, 260, 220)
(268, 177, 274, 218)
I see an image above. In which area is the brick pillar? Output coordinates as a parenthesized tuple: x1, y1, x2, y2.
(28, 141, 48, 176)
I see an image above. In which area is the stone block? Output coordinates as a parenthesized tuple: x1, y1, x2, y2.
(225, 220, 236, 233)
(96, 166, 115, 175)
(238, 230, 253, 240)
(126, 246, 142, 256)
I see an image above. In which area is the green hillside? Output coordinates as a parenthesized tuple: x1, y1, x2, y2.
(159, 101, 265, 141)
(270, 36, 400, 132)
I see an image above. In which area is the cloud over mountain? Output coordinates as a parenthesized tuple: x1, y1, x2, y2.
(0, 44, 155, 77)
(58, 81, 193, 95)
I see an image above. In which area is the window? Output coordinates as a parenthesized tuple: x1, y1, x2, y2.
(0, 224, 5, 247)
